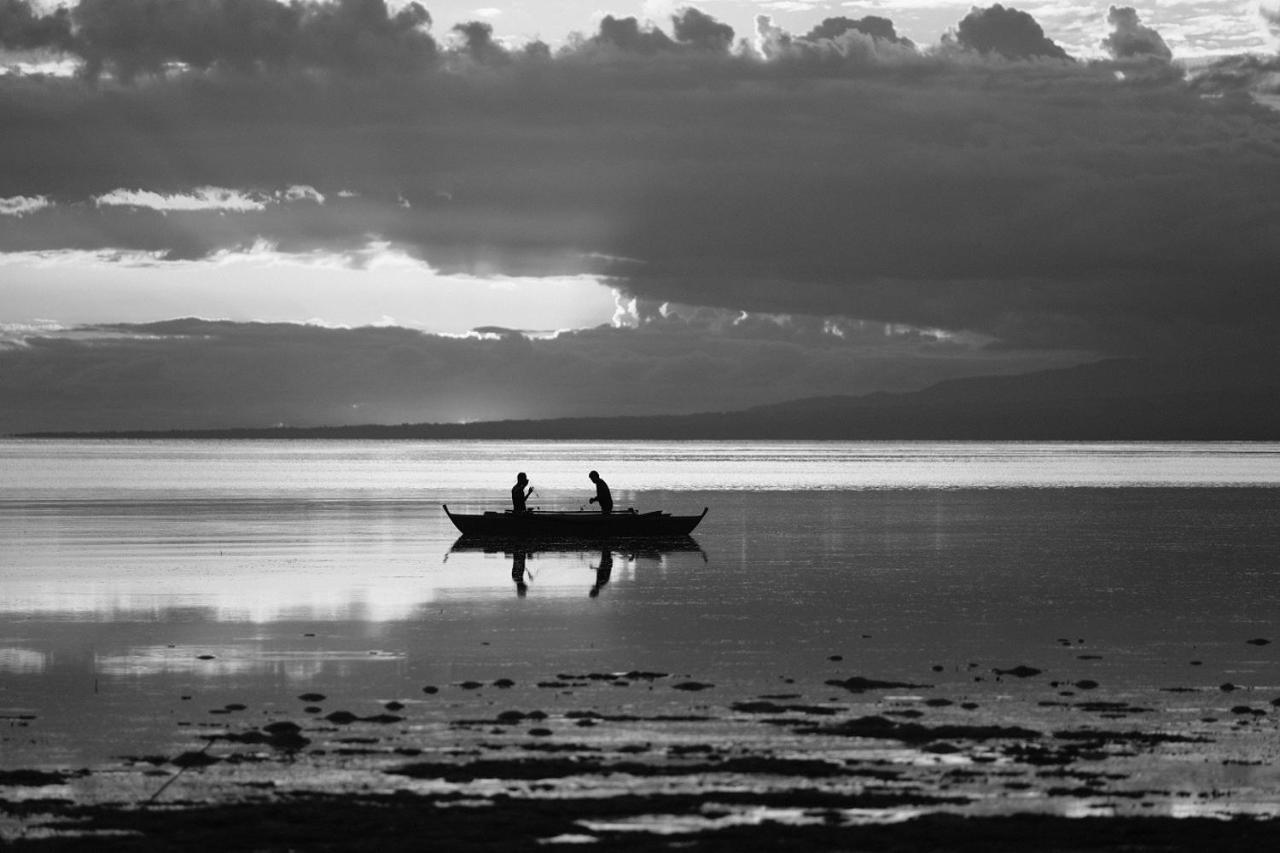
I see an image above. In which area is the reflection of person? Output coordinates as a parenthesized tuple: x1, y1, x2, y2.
(512, 552, 528, 597)
(587, 470, 613, 514)
(511, 472, 533, 513)
(590, 549, 613, 598)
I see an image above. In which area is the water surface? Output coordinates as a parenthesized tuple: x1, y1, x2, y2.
(3, 440, 1280, 824)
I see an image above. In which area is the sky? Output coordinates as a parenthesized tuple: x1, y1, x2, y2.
(2, 1, 1280, 431)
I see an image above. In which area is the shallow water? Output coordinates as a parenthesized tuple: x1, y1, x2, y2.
(3, 440, 1280, 827)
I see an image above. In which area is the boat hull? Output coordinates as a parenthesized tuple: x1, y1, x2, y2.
(443, 505, 707, 538)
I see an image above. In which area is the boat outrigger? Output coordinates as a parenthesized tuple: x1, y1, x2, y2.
(443, 505, 708, 538)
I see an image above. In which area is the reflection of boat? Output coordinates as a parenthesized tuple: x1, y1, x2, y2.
(442, 505, 708, 537)
(448, 534, 705, 597)
(448, 534, 705, 559)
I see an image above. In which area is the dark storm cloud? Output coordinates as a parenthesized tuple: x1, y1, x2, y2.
(747, 12, 921, 67)
(3, 4, 1280, 357)
(754, 14, 919, 65)
(802, 16, 914, 48)
(670, 7, 734, 53)
(579, 8, 734, 56)
(451, 20, 505, 64)
(0, 0, 72, 50)
(592, 14, 675, 54)
(1190, 53, 1280, 97)
(69, 0, 436, 80)
(1101, 7, 1172, 61)
(0, 318, 1084, 433)
(952, 4, 1072, 61)
(1180, 9, 1279, 98)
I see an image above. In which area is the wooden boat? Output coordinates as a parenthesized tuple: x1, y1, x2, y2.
(443, 504, 707, 538)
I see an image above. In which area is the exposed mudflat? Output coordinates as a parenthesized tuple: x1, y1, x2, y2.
(5, 659, 1280, 849)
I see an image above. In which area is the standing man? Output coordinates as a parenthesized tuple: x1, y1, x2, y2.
(512, 472, 533, 513)
(587, 470, 613, 514)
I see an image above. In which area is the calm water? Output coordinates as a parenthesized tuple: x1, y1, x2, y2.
(3, 439, 1280, 768)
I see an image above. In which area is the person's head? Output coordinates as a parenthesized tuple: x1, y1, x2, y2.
(588, 470, 599, 481)
(516, 472, 527, 483)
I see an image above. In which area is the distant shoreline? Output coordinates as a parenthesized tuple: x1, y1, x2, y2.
(13, 415, 1280, 442)
(12, 357, 1280, 441)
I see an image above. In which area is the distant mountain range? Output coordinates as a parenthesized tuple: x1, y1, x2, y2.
(18, 357, 1280, 440)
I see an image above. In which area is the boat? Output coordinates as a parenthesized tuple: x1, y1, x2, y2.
(442, 504, 708, 538)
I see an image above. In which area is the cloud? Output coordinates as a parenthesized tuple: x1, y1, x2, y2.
(802, 15, 914, 48)
(0, 193, 49, 215)
(3, 5, 1280, 360)
(1264, 2, 1280, 37)
(280, 184, 325, 204)
(753, 15, 789, 58)
(752, 13, 920, 65)
(451, 20, 507, 64)
(0, 241, 619, 333)
(1189, 52, 1280, 97)
(94, 186, 269, 212)
(0, 317, 1086, 432)
(591, 14, 676, 54)
(68, 0, 437, 81)
(671, 7, 735, 52)
(951, 4, 1072, 61)
(0, 319, 65, 348)
(0, 0, 72, 50)
(1102, 6, 1172, 61)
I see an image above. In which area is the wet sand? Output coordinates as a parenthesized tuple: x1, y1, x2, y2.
(5, 644, 1280, 849)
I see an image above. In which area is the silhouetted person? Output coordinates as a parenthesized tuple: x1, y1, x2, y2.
(590, 549, 613, 598)
(511, 472, 532, 513)
(587, 470, 612, 514)
(512, 551, 528, 597)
